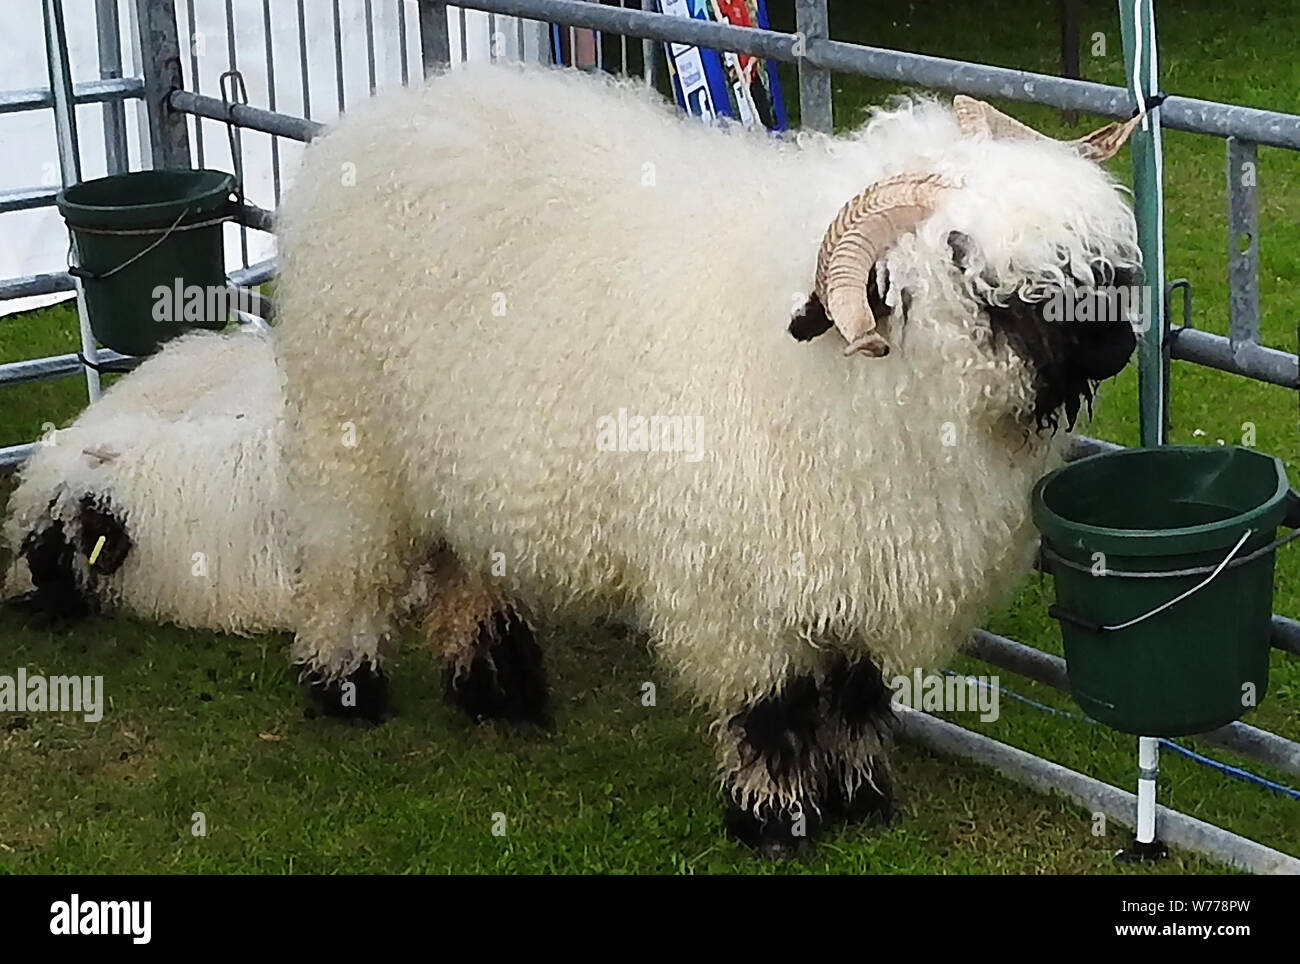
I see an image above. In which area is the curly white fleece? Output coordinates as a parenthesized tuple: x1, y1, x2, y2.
(272, 65, 1138, 724)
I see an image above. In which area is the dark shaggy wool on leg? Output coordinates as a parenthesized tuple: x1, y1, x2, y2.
(444, 608, 550, 726)
(821, 657, 896, 826)
(726, 674, 826, 855)
(306, 660, 390, 724)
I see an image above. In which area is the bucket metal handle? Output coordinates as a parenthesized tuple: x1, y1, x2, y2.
(1048, 528, 1255, 633)
(68, 204, 189, 282)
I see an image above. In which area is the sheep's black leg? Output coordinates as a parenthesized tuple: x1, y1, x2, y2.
(724, 674, 827, 857)
(820, 657, 896, 826)
(444, 607, 550, 727)
(305, 661, 390, 724)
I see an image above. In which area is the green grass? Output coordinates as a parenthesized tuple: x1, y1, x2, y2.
(1, 0, 1298, 873)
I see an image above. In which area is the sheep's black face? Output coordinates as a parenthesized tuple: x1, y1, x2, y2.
(7, 495, 131, 624)
(947, 231, 1139, 433)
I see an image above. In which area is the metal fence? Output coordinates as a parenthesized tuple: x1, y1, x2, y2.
(2, 0, 1298, 870)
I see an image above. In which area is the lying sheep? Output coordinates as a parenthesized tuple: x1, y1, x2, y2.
(271, 64, 1141, 853)
(2, 331, 522, 723)
(3, 331, 292, 634)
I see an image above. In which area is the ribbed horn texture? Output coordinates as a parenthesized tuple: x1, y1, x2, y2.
(1070, 112, 1146, 161)
(953, 94, 1145, 162)
(815, 172, 953, 357)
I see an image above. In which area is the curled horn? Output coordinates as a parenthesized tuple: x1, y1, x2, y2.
(815, 172, 954, 356)
(953, 94, 1146, 162)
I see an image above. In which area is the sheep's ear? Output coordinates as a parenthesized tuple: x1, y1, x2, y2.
(789, 294, 834, 341)
(947, 231, 974, 271)
(77, 495, 132, 575)
(789, 268, 894, 344)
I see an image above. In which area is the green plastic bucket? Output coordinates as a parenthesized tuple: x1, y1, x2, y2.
(1032, 445, 1298, 736)
(57, 169, 237, 356)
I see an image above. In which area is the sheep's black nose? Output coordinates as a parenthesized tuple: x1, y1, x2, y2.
(1072, 317, 1137, 380)
(10, 521, 92, 623)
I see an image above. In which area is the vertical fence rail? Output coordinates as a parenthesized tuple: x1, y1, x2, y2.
(420, 1, 451, 76)
(1227, 137, 1260, 349)
(365, 0, 378, 90)
(794, 0, 831, 132)
(135, 0, 192, 169)
(639, 0, 655, 85)
(43, 0, 101, 402)
(184, 0, 205, 165)
(95, 0, 130, 173)
(332, 0, 346, 113)
(296, 0, 312, 118)
(262, 0, 282, 206)
(398, 0, 411, 85)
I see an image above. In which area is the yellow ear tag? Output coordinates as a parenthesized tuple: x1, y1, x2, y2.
(88, 535, 107, 567)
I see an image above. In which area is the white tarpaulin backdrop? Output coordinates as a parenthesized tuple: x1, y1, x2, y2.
(0, 0, 548, 316)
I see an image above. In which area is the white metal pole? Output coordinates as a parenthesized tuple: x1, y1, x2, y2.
(1135, 736, 1158, 842)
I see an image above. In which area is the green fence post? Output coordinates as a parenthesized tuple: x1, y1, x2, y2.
(1118, 0, 1169, 863)
(1119, 0, 1166, 448)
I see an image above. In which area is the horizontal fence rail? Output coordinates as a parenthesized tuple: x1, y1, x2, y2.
(899, 707, 1300, 874)
(966, 630, 1300, 777)
(169, 89, 326, 143)
(465, 0, 1300, 147)
(0, 76, 143, 115)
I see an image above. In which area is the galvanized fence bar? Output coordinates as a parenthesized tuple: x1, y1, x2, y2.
(0, 187, 61, 216)
(170, 89, 324, 141)
(794, 0, 832, 132)
(263, 0, 282, 206)
(639, 0, 654, 85)
(365, 0, 378, 91)
(297, 0, 312, 118)
(1170, 328, 1298, 389)
(135, 0, 192, 169)
(456, 0, 1300, 150)
(966, 630, 1300, 777)
(332, 0, 346, 113)
(0, 350, 134, 389)
(0, 77, 143, 115)
(95, 0, 130, 174)
(419, 1, 452, 75)
(0, 272, 74, 301)
(1227, 137, 1260, 348)
(398, 0, 411, 85)
(899, 707, 1300, 874)
(184, 0, 204, 166)
(43, 0, 101, 403)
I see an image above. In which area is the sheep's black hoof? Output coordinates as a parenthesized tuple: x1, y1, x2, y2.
(823, 766, 894, 826)
(306, 661, 390, 724)
(445, 608, 550, 727)
(725, 800, 820, 858)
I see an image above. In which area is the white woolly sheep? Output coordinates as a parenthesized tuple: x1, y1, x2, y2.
(2, 331, 292, 634)
(3, 329, 525, 722)
(271, 64, 1142, 852)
